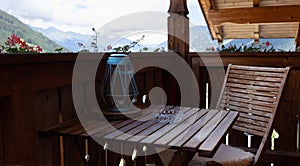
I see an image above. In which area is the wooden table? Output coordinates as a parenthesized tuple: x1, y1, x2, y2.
(40, 105, 238, 165)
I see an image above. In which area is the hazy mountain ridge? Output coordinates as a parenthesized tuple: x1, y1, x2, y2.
(0, 10, 67, 52)
(30, 24, 296, 53)
(31, 26, 141, 52)
(190, 26, 217, 51)
(30, 26, 90, 52)
(190, 26, 295, 52)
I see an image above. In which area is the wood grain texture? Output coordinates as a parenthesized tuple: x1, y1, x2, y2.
(216, 64, 290, 165)
(0, 67, 11, 97)
(140, 107, 194, 144)
(183, 110, 227, 150)
(168, 109, 213, 147)
(168, 1, 189, 62)
(0, 97, 8, 163)
(154, 108, 203, 145)
(209, 5, 300, 24)
(35, 89, 60, 165)
(199, 0, 300, 41)
(3, 93, 37, 165)
(198, 111, 238, 156)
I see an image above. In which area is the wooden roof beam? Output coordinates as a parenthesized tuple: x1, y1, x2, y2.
(215, 26, 223, 44)
(254, 24, 259, 44)
(209, 5, 300, 25)
(205, 0, 214, 9)
(198, 0, 216, 40)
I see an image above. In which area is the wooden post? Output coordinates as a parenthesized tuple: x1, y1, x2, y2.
(168, 0, 190, 63)
(296, 23, 300, 51)
(167, 0, 190, 105)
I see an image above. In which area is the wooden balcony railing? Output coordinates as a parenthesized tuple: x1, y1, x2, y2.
(0, 52, 300, 165)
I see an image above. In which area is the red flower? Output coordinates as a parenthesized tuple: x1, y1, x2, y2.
(6, 37, 15, 46)
(35, 45, 43, 52)
(19, 41, 27, 49)
(3, 34, 43, 53)
(11, 34, 21, 44)
(25, 45, 33, 51)
(266, 41, 270, 47)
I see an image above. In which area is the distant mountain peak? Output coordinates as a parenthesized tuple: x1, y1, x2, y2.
(30, 26, 90, 52)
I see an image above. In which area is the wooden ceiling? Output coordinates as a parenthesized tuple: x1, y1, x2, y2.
(198, 0, 300, 45)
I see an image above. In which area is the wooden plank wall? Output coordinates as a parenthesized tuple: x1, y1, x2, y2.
(190, 52, 300, 165)
(133, 67, 177, 107)
(35, 88, 60, 165)
(0, 53, 166, 165)
(0, 97, 8, 165)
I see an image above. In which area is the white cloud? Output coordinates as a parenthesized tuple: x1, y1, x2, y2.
(0, 0, 206, 34)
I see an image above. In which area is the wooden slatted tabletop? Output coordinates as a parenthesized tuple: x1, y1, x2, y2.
(39, 105, 238, 158)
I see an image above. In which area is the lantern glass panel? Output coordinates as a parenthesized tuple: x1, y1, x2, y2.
(101, 54, 138, 112)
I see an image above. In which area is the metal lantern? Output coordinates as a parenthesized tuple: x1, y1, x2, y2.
(101, 54, 138, 112)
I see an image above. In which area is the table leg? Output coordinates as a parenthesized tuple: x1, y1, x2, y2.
(149, 153, 164, 166)
(147, 146, 164, 166)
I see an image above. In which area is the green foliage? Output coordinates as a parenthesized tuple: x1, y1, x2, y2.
(153, 47, 166, 52)
(113, 35, 145, 53)
(54, 47, 63, 53)
(140, 47, 148, 52)
(0, 10, 67, 52)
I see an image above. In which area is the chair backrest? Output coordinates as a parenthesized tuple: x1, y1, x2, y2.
(216, 64, 290, 165)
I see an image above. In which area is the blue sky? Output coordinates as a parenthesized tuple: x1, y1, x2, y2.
(0, 0, 206, 35)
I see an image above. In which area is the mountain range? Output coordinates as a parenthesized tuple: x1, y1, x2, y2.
(30, 27, 89, 52)
(31, 26, 162, 52)
(0, 10, 67, 52)
(0, 9, 296, 53)
(28, 25, 297, 52)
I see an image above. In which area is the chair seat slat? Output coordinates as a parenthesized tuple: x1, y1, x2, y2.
(232, 125, 265, 137)
(230, 69, 285, 78)
(229, 73, 283, 82)
(230, 65, 288, 73)
(239, 112, 270, 123)
(234, 121, 267, 132)
(220, 99, 274, 113)
(227, 78, 282, 88)
(226, 82, 279, 92)
(226, 87, 278, 98)
(223, 90, 276, 103)
(222, 95, 276, 109)
(237, 117, 268, 128)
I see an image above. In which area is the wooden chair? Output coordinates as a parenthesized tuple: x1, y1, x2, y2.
(189, 64, 290, 166)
